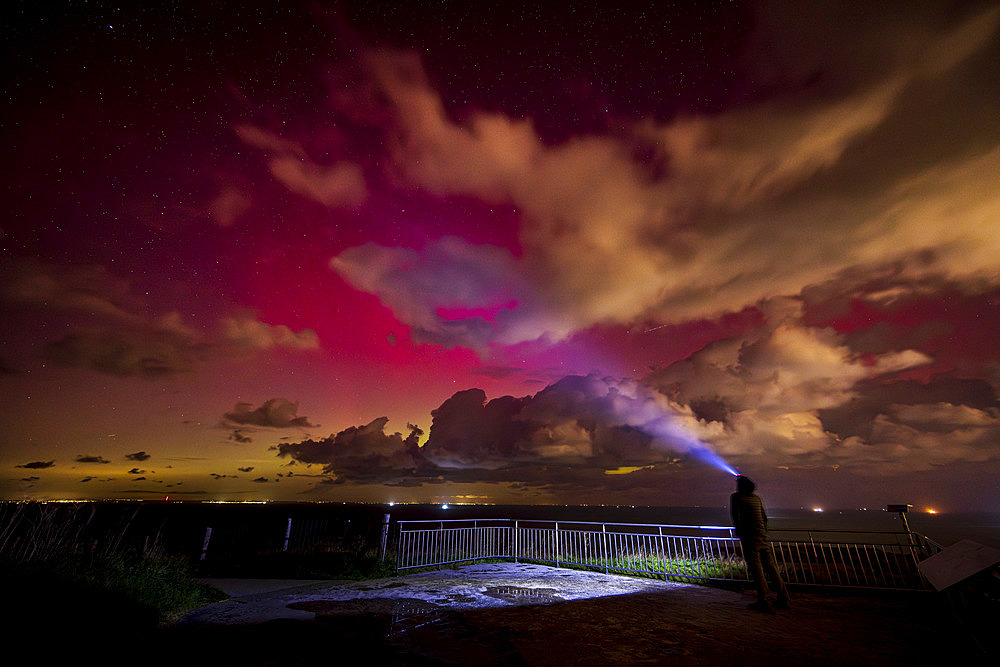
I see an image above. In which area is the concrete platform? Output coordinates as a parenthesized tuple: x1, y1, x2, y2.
(184, 562, 682, 626)
(166, 563, 989, 665)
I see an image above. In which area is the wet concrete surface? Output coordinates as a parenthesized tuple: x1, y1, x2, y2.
(181, 563, 678, 626)
(162, 563, 987, 665)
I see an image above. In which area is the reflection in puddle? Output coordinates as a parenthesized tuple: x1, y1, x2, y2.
(482, 586, 562, 604)
(287, 598, 447, 637)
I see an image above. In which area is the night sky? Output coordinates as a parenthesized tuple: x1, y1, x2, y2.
(3, 0, 1000, 511)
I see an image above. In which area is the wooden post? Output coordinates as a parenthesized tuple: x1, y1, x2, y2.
(379, 513, 390, 561)
(199, 526, 213, 561)
(282, 517, 292, 552)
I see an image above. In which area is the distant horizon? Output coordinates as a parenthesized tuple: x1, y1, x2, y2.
(5, 497, 984, 515)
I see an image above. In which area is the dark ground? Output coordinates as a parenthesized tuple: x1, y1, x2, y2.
(11, 576, 992, 666)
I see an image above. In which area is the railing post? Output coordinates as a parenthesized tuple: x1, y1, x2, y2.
(199, 526, 212, 561)
(602, 524, 608, 574)
(555, 522, 560, 568)
(380, 513, 390, 561)
(658, 526, 664, 580)
(395, 522, 402, 575)
(513, 520, 518, 563)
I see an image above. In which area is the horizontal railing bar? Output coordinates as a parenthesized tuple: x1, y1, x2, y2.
(399, 518, 916, 538)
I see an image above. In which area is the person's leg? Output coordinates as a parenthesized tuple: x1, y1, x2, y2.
(762, 546, 790, 605)
(742, 540, 770, 602)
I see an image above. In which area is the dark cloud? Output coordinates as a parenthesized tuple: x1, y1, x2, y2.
(276, 418, 425, 482)
(238, 466, 254, 472)
(80, 476, 94, 482)
(2, 259, 318, 378)
(252, 477, 270, 483)
(127, 468, 144, 474)
(818, 378, 999, 442)
(125, 451, 151, 461)
(42, 328, 200, 378)
(229, 429, 253, 443)
(280, 375, 711, 489)
(223, 398, 315, 428)
(134, 476, 146, 481)
(75, 455, 110, 464)
(0, 357, 19, 375)
(20, 476, 40, 482)
(210, 473, 235, 479)
(16, 460, 55, 469)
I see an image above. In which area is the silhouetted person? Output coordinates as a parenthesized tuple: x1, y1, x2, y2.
(730, 475, 790, 612)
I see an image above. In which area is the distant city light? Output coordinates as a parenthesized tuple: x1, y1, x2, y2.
(441, 503, 449, 510)
(388, 501, 395, 506)
(927, 509, 937, 514)
(812, 507, 824, 512)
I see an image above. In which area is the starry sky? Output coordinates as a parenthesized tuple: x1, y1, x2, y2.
(3, 0, 1000, 510)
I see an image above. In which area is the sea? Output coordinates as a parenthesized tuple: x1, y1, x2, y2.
(7, 501, 998, 558)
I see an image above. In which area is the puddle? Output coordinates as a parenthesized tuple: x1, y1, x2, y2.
(288, 597, 439, 616)
(287, 597, 448, 637)
(432, 594, 477, 605)
(481, 586, 562, 605)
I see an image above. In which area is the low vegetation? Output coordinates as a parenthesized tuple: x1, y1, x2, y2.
(0, 502, 225, 626)
(197, 544, 397, 580)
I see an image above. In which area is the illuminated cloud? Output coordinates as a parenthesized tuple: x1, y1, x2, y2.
(327, 6, 1000, 349)
(835, 403, 1000, 473)
(219, 315, 319, 351)
(651, 302, 932, 417)
(648, 303, 934, 461)
(208, 186, 252, 226)
(235, 124, 367, 208)
(223, 398, 316, 429)
(332, 237, 524, 350)
(273, 301, 964, 490)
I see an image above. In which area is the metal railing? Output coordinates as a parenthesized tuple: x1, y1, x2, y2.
(396, 518, 942, 591)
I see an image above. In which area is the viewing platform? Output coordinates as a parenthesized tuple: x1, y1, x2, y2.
(170, 562, 986, 665)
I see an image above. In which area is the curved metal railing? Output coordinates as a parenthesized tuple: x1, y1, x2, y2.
(396, 518, 941, 591)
